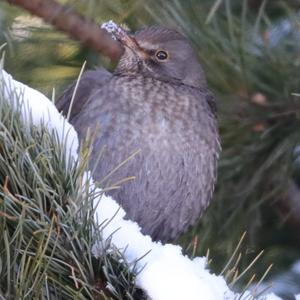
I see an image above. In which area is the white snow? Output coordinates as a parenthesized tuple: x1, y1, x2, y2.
(0, 66, 78, 160)
(101, 20, 120, 40)
(92, 190, 235, 300)
(0, 66, 288, 300)
(295, 294, 300, 300)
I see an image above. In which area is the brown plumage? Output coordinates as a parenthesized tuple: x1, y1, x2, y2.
(56, 26, 220, 243)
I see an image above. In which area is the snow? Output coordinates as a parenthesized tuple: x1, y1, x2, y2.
(92, 189, 235, 299)
(0, 66, 78, 160)
(0, 66, 288, 300)
(91, 186, 236, 299)
(296, 295, 300, 300)
(101, 20, 120, 40)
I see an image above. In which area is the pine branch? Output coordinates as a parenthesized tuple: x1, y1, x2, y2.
(6, 0, 124, 61)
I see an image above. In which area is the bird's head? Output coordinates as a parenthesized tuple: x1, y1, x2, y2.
(113, 26, 207, 88)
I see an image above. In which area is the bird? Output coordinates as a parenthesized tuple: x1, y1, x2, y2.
(56, 25, 220, 243)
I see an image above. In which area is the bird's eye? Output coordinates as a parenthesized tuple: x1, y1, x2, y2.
(155, 50, 169, 61)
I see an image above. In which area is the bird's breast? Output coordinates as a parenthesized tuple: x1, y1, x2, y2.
(104, 75, 218, 146)
(74, 74, 219, 163)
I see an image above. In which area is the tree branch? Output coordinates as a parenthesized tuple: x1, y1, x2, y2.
(7, 0, 124, 61)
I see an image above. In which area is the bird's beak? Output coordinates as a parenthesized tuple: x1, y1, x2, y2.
(113, 26, 149, 60)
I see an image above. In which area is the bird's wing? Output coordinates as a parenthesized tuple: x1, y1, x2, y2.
(55, 68, 112, 120)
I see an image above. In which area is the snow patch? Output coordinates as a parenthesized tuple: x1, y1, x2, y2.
(0, 68, 78, 160)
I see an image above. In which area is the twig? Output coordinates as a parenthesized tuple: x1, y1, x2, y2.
(0, 211, 17, 221)
(7, 0, 124, 61)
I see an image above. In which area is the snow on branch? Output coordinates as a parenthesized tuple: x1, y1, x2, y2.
(0, 64, 78, 160)
(0, 65, 284, 300)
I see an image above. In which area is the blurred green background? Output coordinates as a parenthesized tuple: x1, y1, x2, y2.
(0, 0, 300, 297)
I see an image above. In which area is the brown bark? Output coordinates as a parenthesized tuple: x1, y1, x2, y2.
(7, 0, 124, 61)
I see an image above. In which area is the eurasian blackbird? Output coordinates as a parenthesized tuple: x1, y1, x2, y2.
(56, 25, 220, 243)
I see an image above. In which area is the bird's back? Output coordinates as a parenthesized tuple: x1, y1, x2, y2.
(58, 72, 220, 242)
